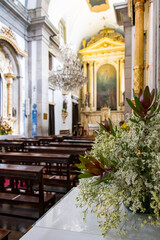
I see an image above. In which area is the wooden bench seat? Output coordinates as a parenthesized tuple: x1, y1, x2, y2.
(0, 152, 77, 194)
(0, 164, 56, 218)
(0, 229, 10, 240)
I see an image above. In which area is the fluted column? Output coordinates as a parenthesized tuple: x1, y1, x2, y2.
(88, 61, 93, 110)
(120, 59, 125, 106)
(133, 0, 146, 94)
(82, 62, 87, 108)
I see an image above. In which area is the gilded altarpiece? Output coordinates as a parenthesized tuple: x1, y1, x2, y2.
(79, 28, 125, 133)
(0, 26, 27, 135)
(0, 46, 16, 130)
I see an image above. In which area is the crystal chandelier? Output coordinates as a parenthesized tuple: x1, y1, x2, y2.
(49, 45, 88, 92)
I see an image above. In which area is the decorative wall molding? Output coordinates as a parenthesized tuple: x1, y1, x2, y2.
(0, 26, 27, 57)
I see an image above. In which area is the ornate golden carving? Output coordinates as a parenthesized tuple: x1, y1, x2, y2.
(0, 26, 27, 57)
(1, 26, 16, 40)
(134, 67, 144, 94)
(134, 0, 146, 4)
(82, 38, 87, 48)
(134, 1, 145, 11)
(87, 27, 124, 47)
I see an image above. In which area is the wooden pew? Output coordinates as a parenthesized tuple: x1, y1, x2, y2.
(0, 141, 24, 152)
(63, 139, 94, 144)
(24, 146, 87, 156)
(5, 139, 40, 146)
(0, 152, 76, 194)
(49, 141, 93, 150)
(24, 146, 87, 177)
(0, 229, 10, 240)
(0, 164, 56, 218)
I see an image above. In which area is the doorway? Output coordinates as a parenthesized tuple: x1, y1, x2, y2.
(72, 102, 78, 135)
(49, 104, 55, 135)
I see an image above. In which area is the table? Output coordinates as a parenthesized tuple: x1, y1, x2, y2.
(20, 187, 160, 240)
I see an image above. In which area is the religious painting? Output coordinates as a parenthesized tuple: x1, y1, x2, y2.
(97, 64, 116, 110)
(86, 0, 109, 12)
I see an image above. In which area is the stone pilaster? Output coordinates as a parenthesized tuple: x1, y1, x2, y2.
(133, 0, 146, 93)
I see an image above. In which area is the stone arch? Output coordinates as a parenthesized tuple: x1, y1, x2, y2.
(0, 39, 23, 134)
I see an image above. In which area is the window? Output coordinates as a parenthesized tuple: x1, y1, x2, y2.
(49, 52, 53, 71)
(58, 19, 66, 44)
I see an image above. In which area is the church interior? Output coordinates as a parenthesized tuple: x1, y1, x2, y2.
(0, 0, 159, 239)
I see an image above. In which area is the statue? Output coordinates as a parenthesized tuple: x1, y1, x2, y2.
(82, 38, 86, 48)
(63, 99, 68, 112)
(85, 93, 89, 107)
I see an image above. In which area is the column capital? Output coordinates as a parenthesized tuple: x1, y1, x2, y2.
(88, 61, 93, 66)
(4, 73, 16, 79)
(134, 0, 146, 4)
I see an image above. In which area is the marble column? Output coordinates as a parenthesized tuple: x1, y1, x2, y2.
(82, 62, 87, 108)
(88, 61, 93, 110)
(133, 0, 146, 94)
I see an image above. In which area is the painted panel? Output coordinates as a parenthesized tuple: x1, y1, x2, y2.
(97, 64, 116, 110)
(89, 0, 106, 7)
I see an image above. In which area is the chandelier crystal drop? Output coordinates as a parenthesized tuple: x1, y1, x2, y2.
(49, 45, 88, 92)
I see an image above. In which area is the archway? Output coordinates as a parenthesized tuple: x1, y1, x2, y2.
(97, 64, 117, 110)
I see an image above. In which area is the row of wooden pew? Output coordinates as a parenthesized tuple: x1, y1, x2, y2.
(0, 135, 94, 219)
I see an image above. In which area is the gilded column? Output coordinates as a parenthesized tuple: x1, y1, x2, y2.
(133, 0, 146, 94)
(88, 61, 93, 110)
(93, 61, 97, 110)
(7, 79, 13, 117)
(120, 59, 125, 106)
(82, 62, 87, 108)
(5, 73, 16, 117)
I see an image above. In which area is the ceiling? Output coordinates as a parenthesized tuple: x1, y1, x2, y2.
(48, 0, 127, 51)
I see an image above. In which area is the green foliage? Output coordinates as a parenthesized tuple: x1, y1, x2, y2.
(126, 86, 159, 123)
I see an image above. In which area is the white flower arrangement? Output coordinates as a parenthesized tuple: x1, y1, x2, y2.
(76, 87, 160, 236)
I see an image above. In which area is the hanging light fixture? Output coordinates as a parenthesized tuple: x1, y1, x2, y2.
(49, 45, 87, 92)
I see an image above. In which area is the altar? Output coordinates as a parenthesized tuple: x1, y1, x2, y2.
(20, 187, 160, 240)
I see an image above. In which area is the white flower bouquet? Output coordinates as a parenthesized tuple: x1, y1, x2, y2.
(77, 86, 160, 236)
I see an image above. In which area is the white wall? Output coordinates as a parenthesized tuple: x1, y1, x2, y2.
(48, 0, 125, 51)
